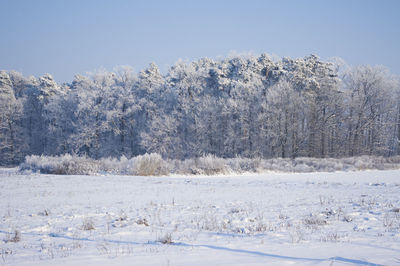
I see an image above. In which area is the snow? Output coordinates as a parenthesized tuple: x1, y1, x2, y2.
(1, 168, 400, 265)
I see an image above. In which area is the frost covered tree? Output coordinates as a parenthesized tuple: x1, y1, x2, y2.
(136, 63, 171, 156)
(68, 72, 120, 158)
(166, 60, 207, 158)
(112, 66, 140, 157)
(265, 79, 306, 158)
(0, 71, 24, 165)
(1, 54, 400, 164)
(343, 65, 398, 156)
(43, 83, 75, 155)
(18, 73, 60, 156)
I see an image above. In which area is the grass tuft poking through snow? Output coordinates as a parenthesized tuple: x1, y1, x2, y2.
(81, 218, 95, 231)
(4, 230, 21, 243)
(158, 233, 174, 245)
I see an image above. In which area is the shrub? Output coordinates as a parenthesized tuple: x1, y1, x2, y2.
(226, 157, 261, 173)
(19, 154, 400, 176)
(193, 155, 229, 175)
(20, 154, 100, 175)
(131, 153, 169, 176)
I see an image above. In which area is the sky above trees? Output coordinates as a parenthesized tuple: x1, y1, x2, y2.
(1, 0, 400, 83)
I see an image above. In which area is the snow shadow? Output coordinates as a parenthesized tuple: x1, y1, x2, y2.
(172, 242, 383, 265)
(0, 230, 384, 265)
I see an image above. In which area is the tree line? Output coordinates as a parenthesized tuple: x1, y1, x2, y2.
(1, 54, 400, 165)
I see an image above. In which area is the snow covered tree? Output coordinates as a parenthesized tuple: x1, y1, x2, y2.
(1, 54, 399, 162)
(112, 66, 140, 157)
(68, 72, 119, 158)
(0, 71, 24, 165)
(43, 83, 76, 155)
(265, 79, 306, 158)
(343, 65, 397, 156)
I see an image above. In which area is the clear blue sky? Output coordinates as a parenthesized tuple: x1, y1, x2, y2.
(1, 0, 400, 83)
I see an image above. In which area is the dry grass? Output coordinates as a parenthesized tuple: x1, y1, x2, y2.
(82, 218, 95, 231)
(5, 230, 21, 243)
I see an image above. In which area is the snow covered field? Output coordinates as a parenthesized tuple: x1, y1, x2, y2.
(1, 168, 400, 265)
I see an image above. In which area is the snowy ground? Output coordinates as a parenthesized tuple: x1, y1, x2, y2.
(1, 168, 400, 265)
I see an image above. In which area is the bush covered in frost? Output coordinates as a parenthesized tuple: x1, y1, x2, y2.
(173, 155, 229, 175)
(131, 153, 169, 176)
(225, 157, 262, 173)
(20, 153, 170, 176)
(20, 154, 100, 175)
(19, 154, 400, 176)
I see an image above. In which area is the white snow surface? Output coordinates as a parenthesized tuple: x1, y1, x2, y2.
(1, 168, 400, 265)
